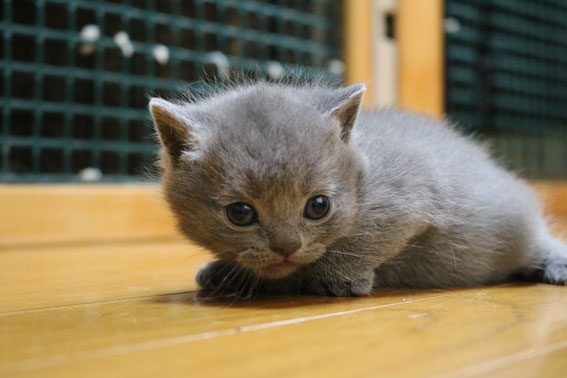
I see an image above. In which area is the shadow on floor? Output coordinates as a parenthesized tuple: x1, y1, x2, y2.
(149, 282, 543, 309)
(150, 287, 455, 309)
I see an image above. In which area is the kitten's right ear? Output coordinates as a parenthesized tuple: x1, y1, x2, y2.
(149, 98, 194, 166)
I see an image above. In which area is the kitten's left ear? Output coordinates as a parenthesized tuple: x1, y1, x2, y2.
(320, 83, 366, 143)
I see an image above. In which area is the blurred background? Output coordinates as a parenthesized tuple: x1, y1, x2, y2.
(0, 0, 566, 182)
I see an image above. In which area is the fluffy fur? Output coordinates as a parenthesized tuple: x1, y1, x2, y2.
(149, 80, 567, 297)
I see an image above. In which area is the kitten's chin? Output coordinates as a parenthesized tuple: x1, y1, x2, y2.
(253, 262, 299, 279)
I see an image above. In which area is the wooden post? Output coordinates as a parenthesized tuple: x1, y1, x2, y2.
(344, 0, 374, 106)
(398, 0, 444, 117)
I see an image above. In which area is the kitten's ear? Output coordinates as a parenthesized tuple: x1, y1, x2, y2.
(320, 83, 366, 143)
(149, 98, 195, 166)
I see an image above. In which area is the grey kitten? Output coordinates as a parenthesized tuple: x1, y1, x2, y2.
(149, 81, 567, 297)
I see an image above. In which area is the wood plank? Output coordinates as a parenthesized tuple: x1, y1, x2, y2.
(398, 0, 444, 117)
(2, 285, 566, 377)
(0, 241, 208, 312)
(1, 183, 567, 250)
(0, 184, 178, 248)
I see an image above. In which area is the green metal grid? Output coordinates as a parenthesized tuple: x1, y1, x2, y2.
(0, 0, 342, 182)
(445, 0, 567, 178)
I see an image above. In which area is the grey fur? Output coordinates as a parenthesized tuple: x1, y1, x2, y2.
(149, 81, 567, 297)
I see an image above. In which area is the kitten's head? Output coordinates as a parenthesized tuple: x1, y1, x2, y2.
(150, 82, 366, 279)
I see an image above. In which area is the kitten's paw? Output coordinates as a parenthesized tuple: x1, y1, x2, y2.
(195, 261, 220, 291)
(543, 262, 567, 286)
(196, 260, 266, 298)
(196, 260, 240, 293)
(537, 239, 567, 286)
(303, 276, 373, 297)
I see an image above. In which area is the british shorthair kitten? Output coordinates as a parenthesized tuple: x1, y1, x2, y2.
(149, 81, 567, 297)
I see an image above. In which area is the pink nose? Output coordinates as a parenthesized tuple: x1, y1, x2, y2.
(269, 237, 302, 258)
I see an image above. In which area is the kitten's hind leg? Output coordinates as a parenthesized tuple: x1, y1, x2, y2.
(540, 237, 567, 285)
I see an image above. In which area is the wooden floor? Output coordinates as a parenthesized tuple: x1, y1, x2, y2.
(2, 184, 567, 377)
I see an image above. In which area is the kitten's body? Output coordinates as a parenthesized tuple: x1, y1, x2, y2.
(352, 110, 543, 288)
(150, 82, 567, 297)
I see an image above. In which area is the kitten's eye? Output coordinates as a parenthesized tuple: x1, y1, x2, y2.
(226, 202, 257, 227)
(304, 195, 330, 220)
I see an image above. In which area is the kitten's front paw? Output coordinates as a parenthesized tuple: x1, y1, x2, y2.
(196, 260, 242, 293)
(303, 276, 373, 297)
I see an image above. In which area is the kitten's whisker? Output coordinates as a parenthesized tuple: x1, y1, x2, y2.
(231, 270, 246, 299)
(328, 250, 364, 258)
(227, 267, 247, 295)
(236, 269, 254, 299)
(208, 260, 237, 284)
(245, 273, 261, 299)
(223, 275, 245, 303)
(214, 263, 240, 298)
(250, 271, 261, 298)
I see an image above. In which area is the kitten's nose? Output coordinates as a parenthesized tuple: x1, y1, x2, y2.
(269, 235, 302, 258)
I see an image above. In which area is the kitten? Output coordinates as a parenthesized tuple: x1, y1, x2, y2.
(149, 81, 567, 297)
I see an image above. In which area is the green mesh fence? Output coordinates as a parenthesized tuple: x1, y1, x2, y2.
(445, 0, 567, 178)
(0, 0, 342, 182)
